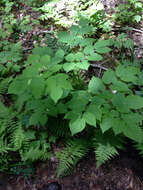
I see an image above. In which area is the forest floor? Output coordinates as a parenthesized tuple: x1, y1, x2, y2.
(2, 146, 143, 190)
(0, 0, 143, 190)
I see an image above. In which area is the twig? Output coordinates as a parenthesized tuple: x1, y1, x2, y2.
(90, 64, 108, 71)
(131, 28, 143, 33)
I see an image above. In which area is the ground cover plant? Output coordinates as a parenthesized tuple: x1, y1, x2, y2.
(0, 0, 143, 184)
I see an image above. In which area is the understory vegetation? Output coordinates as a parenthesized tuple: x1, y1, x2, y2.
(0, 0, 143, 178)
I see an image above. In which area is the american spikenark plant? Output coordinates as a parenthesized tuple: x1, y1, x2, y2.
(0, 19, 143, 177)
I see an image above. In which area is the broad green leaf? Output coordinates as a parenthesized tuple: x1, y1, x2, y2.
(76, 61, 90, 70)
(126, 95, 143, 109)
(75, 52, 84, 61)
(46, 74, 72, 103)
(83, 45, 94, 55)
(112, 93, 130, 113)
(116, 65, 139, 83)
(94, 39, 111, 48)
(96, 47, 111, 54)
(110, 81, 130, 92)
(88, 77, 105, 94)
(122, 113, 143, 125)
(80, 38, 95, 46)
(8, 78, 27, 95)
(40, 55, 51, 66)
(83, 111, 96, 126)
(29, 112, 47, 126)
(63, 62, 75, 72)
(102, 69, 117, 84)
(112, 119, 125, 135)
(30, 77, 45, 99)
(122, 124, 143, 143)
(87, 53, 103, 61)
(65, 53, 75, 62)
(51, 86, 63, 104)
(100, 117, 113, 133)
(55, 48, 65, 59)
(87, 104, 102, 121)
(67, 91, 90, 112)
(69, 116, 86, 136)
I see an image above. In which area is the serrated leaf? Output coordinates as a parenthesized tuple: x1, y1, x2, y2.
(126, 95, 143, 109)
(102, 69, 117, 84)
(94, 39, 111, 48)
(100, 117, 113, 133)
(51, 86, 63, 103)
(30, 77, 45, 99)
(122, 124, 143, 143)
(87, 104, 102, 121)
(83, 45, 94, 55)
(74, 52, 84, 61)
(65, 53, 75, 62)
(63, 62, 75, 72)
(83, 111, 96, 126)
(87, 53, 103, 61)
(88, 77, 105, 94)
(96, 47, 111, 54)
(116, 65, 139, 83)
(46, 74, 72, 103)
(110, 81, 130, 92)
(112, 119, 125, 135)
(8, 78, 27, 95)
(69, 116, 86, 136)
(112, 93, 130, 113)
(76, 61, 90, 70)
(67, 91, 90, 112)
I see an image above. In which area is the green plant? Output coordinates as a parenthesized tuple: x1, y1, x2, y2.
(112, 0, 143, 24)
(1, 15, 143, 177)
(0, 41, 22, 76)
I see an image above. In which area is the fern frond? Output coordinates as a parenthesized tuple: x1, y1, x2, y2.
(56, 138, 90, 177)
(20, 147, 48, 162)
(92, 131, 123, 167)
(95, 142, 118, 168)
(0, 77, 12, 94)
(11, 124, 29, 151)
(134, 143, 143, 156)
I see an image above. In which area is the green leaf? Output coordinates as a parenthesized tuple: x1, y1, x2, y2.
(65, 53, 75, 62)
(87, 53, 103, 61)
(83, 111, 96, 126)
(116, 65, 139, 83)
(110, 81, 130, 92)
(112, 119, 125, 135)
(46, 74, 72, 103)
(102, 69, 117, 84)
(100, 117, 113, 133)
(126, 95, 143, 109)
(47, 78, 63, 103)
(67, 91, 90, 112)
(30, 77, 45, 99)
(76, 61, 90, 70)
(94, 39, 111, 48)
(88, 77, 105, 94)
(74, 52, 84, 61)
(122, 124, 143, 143)
(63, 62, 75, 72)
(96, 47, 111, 54)
(87, 104, 102, 121)
(8, 78, 27, 95)
(112, 93, 130, 113)
(69, 116, 86, 136)
(83, 45, 94, 55)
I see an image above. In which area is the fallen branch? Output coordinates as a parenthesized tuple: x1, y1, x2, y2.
(90, 64, 108, 71)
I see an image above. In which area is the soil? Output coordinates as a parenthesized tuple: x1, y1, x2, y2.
(1, 145, 143, 190)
